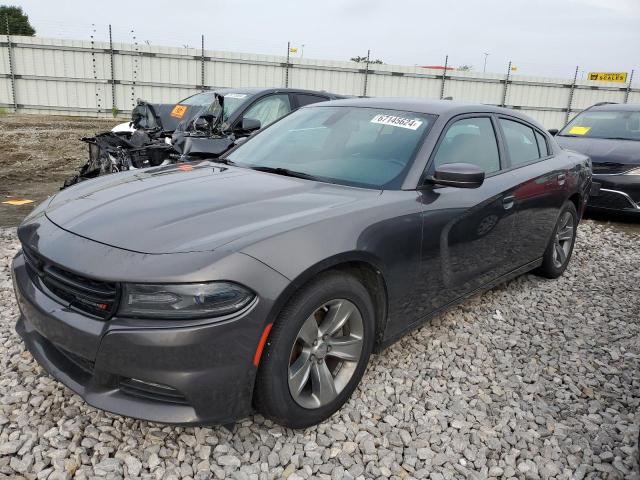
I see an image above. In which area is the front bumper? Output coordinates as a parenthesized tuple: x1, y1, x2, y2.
(12, 249, 285, 425)
(588, 174, 640, 213)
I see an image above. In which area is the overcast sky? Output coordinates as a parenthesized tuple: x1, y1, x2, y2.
(10, 0, 640, 80)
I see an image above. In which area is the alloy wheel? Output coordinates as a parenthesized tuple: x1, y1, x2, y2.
(552, 211, 574, 268)
(288, 299, 364, 409)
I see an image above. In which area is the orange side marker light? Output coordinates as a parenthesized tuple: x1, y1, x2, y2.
(252, 323, 273, 367)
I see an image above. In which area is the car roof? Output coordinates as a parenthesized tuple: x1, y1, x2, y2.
(210, 87, 344, 99)
(306, 97, 544, 127)
(588, 103, 640, 112)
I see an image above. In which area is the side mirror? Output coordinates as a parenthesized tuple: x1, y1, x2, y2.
(548, 128, 559, 136)
(431, 163, 485, 189)
(194, 116, 210, 131)
(240, 117, 261, 133)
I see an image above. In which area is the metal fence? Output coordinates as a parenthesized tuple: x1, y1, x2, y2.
(1, 33, 638, 128)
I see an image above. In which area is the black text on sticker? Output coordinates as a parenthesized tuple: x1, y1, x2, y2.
(371, 114, 423, 130)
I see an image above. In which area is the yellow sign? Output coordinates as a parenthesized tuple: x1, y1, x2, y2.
(568, 126, 591, 135)
(289, 47, 298, 54)
(2, 199, 34, 206)
(588, 72, 628, 83)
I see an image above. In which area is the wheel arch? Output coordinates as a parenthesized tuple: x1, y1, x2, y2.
(264, 252, 390, 351)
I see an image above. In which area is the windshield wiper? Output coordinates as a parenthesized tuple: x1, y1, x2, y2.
(210, 158, 236, 165)
(249, 166, 319, 180)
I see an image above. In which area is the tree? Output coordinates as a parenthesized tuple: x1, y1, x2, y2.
(350, 55, 383, 65)
(0, 5, 35, 36)
(458, 65, 473, 72)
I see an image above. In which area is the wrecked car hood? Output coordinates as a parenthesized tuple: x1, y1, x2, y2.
(44, 162, 376, 254)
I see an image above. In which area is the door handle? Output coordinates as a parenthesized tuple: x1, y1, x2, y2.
(502, 195, 515, 210)
(557, 173, 566, 185)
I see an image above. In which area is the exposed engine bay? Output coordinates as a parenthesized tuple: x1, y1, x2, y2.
(63, 93, 250, 188)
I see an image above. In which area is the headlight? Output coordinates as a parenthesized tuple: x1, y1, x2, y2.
(624, 167, 640, 175)
(118, 282, 255, 319)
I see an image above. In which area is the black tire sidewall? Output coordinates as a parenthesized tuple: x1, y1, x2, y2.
(539, 201, 578, 278)
(255, 273, 375, 428)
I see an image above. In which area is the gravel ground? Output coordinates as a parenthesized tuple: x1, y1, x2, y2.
(0, 220, 639, 480)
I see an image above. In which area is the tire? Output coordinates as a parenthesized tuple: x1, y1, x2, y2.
(254, 271, 375, 428)
(533, 201, 578, 279)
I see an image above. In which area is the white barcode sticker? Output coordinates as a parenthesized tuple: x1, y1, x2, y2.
(225, 93, 248, 99)
(371, 114, 423, 130)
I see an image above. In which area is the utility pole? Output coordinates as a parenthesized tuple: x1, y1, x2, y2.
(483, 52, 490, 74)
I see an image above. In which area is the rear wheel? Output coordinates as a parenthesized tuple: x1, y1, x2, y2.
(254, 272, 375, 428)
(534, 201, 578, 278)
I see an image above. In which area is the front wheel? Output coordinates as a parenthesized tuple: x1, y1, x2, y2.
(533, 201, 578, 278)
(254, 272, 375, 428)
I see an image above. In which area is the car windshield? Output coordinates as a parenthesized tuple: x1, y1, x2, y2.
(178, 92, 249, 121)
(226, 106, 435, 189)
(559, 109, 640, 141)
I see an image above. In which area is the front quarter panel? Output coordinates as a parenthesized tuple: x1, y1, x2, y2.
(239, 190, 426, 336)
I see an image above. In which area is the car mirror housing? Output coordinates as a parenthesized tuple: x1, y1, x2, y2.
(240, 117, 261, 133)
(430, 163, 485, 189)
(548, 128, 559, 136)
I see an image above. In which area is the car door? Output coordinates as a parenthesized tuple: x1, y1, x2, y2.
(496, 116, 568, 266)
(413, 115, 523, 318)
(237, 94, 292, 132)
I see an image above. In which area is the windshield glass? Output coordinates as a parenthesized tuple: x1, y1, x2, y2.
(178, 92, 249, 121)
(226, 106, 435, 189)
(559, 110, 640, 141)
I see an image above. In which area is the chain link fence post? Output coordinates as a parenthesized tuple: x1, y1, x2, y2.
(200, 35, 205, 91)
(90, 24, 102, 114)
(440, 55, 448, 99)
(624, 70, 634, 103)
(131, 29, 139, 110)
(108, 24, 116, 114)
(566, 66, 579, 123)
(362, 50, 370, 97)
(5, 16, 17, 112)
(501, 61, 512, 107)
(284, 41, 290, 87)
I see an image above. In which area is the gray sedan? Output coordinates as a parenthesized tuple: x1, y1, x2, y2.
(12, 98, 591, 428)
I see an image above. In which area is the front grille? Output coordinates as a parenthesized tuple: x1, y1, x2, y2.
(588, 190, 636, 210)
(592, 163, 632, 175)
(23, 247, 119, 319)
(119, 378, 189, 405)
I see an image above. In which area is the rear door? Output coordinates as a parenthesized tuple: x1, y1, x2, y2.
(496, 116, 568, 266)
(415, 114, 522, 316)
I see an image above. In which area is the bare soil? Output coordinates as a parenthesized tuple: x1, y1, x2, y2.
(0, 114, 115, 226)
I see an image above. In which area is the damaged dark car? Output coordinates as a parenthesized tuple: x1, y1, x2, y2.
(64, 88, 344, 187)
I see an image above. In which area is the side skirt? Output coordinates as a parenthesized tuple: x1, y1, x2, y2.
(375, 257, 543, 352)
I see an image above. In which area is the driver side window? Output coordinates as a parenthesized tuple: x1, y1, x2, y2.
(242, 94, 291, 129)
(432, 117, 501, 174)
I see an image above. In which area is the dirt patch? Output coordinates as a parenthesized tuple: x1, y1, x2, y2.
(0, 114, 116, 226)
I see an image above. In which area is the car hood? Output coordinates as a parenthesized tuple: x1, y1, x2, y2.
(44, 162, 377, 254)
(556, 136, 640, 174)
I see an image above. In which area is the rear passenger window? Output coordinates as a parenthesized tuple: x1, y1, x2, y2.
(499, 119, 540, 166)
(432, 117, 500, 174)
(535, 131, 549, 157)
(295, 94, 327, 107)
